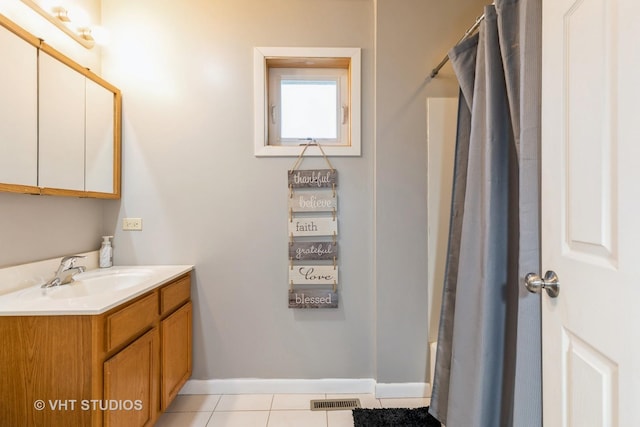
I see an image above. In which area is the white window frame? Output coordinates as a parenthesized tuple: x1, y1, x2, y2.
(254, 47, 361, 157)
(270, 69, 347, 145)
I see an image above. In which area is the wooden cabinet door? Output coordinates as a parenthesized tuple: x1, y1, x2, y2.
(161, 302, 192, 410)
(103, 328, 159, 427)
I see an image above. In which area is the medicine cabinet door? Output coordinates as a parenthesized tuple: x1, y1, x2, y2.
(38, 50, 86, 192)
(85, 78, 116, 194)
(0, 22, 38, 190)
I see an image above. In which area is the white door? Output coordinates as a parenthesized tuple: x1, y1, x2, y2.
(541, 0, 640, 426)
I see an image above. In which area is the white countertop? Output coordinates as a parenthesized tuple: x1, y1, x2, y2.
(0, 265, 193, 316)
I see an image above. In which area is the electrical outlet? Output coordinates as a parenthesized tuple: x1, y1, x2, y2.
(122, 218, 143, 231)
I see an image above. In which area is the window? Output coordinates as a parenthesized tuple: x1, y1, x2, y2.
(254, 47, 361, 156)
(269, 66, 348, 146)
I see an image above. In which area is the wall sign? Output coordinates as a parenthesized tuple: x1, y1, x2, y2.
(288, 217, 337, 237)
(287, 165, 340, 309)
(289, 265, 338, 285)
(289, 290, 339, 309)
(288, 169, 337, 188)
(288, 190, 337, 212)
(289, 242, 338, 261)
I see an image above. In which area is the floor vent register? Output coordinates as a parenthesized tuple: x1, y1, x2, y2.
(310, 398, 361, 411)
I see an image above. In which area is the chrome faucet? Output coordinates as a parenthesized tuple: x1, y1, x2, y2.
(42, 255, 87, 288)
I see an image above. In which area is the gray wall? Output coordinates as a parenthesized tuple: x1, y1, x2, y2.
(0, 0, 487, 384)
(101, 0, 376, 380)
(374, 0, 487, 383)
(0, 193, 109, 267)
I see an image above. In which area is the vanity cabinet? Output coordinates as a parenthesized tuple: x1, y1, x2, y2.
(0, 272, 192, 427)
(0, 15, 121, 199)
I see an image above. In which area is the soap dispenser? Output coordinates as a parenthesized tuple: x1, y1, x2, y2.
(99, 236, 114, 268)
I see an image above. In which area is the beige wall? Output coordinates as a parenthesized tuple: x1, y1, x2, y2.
(0, 0, 487, 384)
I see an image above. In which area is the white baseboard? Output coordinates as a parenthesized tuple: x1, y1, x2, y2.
(180, 378, 431, 398)
(180, 378, 376, 395)
(375, 382, 431, 398)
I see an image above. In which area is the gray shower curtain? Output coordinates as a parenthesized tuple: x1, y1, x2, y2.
(429, 1, 542, 426)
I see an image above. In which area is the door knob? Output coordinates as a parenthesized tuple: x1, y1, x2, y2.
(525, 270, 560, 298)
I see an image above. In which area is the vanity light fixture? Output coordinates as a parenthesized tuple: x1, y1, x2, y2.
(77, 27, 94, 42)
(18, 0, 96, 49)
(51, 6, 70, 22)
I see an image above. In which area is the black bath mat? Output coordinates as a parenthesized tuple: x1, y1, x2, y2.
(352, 406, 441, 427)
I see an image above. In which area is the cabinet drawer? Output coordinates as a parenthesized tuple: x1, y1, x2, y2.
(106, 293, 158, 352)
(160, 274, 190, 316)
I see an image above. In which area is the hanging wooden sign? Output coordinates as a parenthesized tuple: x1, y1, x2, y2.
(289, 289, 339, 309)
(289, 242, 338, 261)
(288, 169, 338, 189)
(288, 190, 337, 212)
(289, 265, 338, 285)
(287, 153, 340, 309)
(289, 217, 337, 237)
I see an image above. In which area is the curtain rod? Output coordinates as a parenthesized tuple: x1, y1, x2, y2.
(429, 12, 486, 79)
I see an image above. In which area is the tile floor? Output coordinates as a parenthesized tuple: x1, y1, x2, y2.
(155, 393, 431, 427)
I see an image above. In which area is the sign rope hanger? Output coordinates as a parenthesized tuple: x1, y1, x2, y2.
(290, 139, 335, 172)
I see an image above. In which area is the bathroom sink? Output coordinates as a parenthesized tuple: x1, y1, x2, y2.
(72, 267, 154, 283)
(0, 264, 193, 315)
(16, 268, 155, 301)
(45, 268, 155, 299)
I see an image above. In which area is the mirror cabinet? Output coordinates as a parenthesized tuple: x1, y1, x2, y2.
(0, 15, 121, 199)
